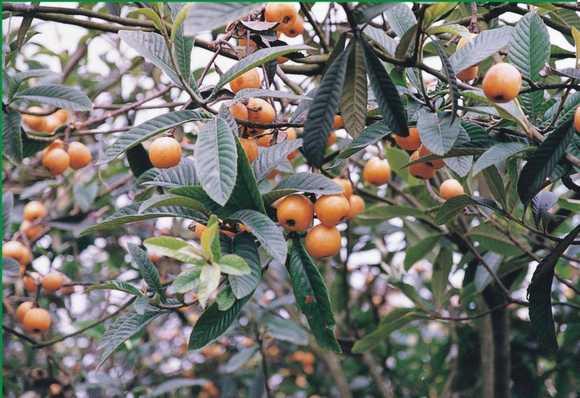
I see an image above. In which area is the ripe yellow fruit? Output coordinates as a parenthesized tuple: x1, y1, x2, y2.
(23, 275, 38, 293)
(326, 131, 337, 146)
(284, 15, 304, 37)
(257, 133, 274, 147)
(333, 115, 344, 129)
(482, 63, 522, 103)
(333, 177, 353, 199)
(3, 241, 32, 265)
(574, 106, 580, 132)
(314, 195, 350, 226)
(22, 307, 52, 332)
(240, 138, 259, 162)
(305, 224, 341, 258)
(42, 272, 64, 293)
(67, 142, 92, 169)
(16, 301, 34, 323)
(230, 102, 248, 121)
(456, 34, 479, 82)
(52, 109, 69, 125)
(20, 220, 44, 241)
(418, 145, 445, 169)
(230, 69, 262, 93)
(193, 223, 207, 240)
(439, 179, 465, 200)
(276, 194, 314, 232)
(247, 98, 276, 125)
(347, 195, 365, 219)
(23, 201, 47, 222)
(363, 157, 391, 186)
(42, 147, 70, 176)
(394, 127, 421, 151)
(409, 150, 436, 179)
(21, 107, 48, 132)
(264, 3, 298, 34)
(285, 128, 299, 160)
(148, 137, 182, 168)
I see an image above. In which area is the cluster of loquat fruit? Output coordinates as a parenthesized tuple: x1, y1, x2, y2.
(21, 108, 93, 175)
(4, 200, 71, 334)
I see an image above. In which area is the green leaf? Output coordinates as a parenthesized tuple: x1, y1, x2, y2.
(98, 306, 166, 366)
(362, 39, 408, 137)
(189, 295, 251, 349)
(138, 194, 208, 215)
(423, 2, 457, 27)
(340, 37, 368, 137)
(173, 26, 194, 90)
(118, 30, 183, 87)
(171, 4, 192, 42)
(287, 238, 341, 352)
(195, 117, 238, 206)
(126, 144, 153, 178)
(139, 158, 198, 188)
(253, 139, 303, 181)
(433, 40, 459, 123)
(215, 45, 311, 93)
(385, 147, 419, 185)
(432, 246, 453, 307)
(169, 185, 223, 216)
(3, 110, 23, 161)
(360, 204, 430, 222)
(105, 110, 209, 162)
(88, 281, 143, 297)
(229, 233, 262, 299)
(417, 111, 463, 156)
(384, 4, 416, 38)
(221, 346, 258, 373)
(333, 122, 391, 163)
(528, 225, 580, 354)
(3, 192, 14, 240)
(483, 167, 507, 209)
(363, 26, 397, 55)
(127, 244, 164, 298)
(183, 3, 260, 37)
(472, 142, 527, 176)
(73, 181, 98, 213)
(395, 24, 418, 60)
(14, 84, 92, 111)
(216, 286, 236, 311)
(234, 88, 310, 102)
(352, 3, 397, 25)
(435, 195, 501, 225)
(230, 209, 287, 265)
(517, 119, 574, 205)
(201, 216, 221, 262)
(128, 8, 165, 33)
(171, 268, 201, 294)
(449, 26, 513, 73)
(6, 69, 57, 100)
(404, 235, 441, 270)
(81, 203, 206, 236)
(198, 264, 221, 307)
(143, 236, 203, 264)
(263, 314, 309, 346)
(303, 46, 350, 167)
(219, 254, 251, 276)
(352, 308, 420, 353)
(263, 173, 342, 205)
(508, 12, 550, 82)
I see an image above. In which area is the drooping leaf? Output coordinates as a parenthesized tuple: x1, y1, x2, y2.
(404, 235, 442, 270)
(263, 314, 309, 345)
(221, 346, 259, 373)
(173, 25, 195, 90)
(449, 26, 514, 73)
(263, 173, 342, 205)
(171, 268, 202, 294)
(230, 209, 287, 265)
(483, 167, 507, 209)
(6, 69, 58, 100)
(197, 264, 221, 307)
(531, 191, 558, 230)
(363, 26, 398, 56)
(189, 295, 251, 349)
(362, 39, 408, 136)
(517, 119, 574, 205)
(253, 139, 303, 181)
(352, 3, 397, 24)
(201, 216, 221, 262)
(472, 142, 527, 176)
(126, 144, 153, 178)
(340, 37, 368, 137)
(194, 117, 238, 206)
(138, 194, 208, 215)
(139, 158, 198, 188)
(127, 243, 164, 298)
(215, 45, 312, 93)
(119, 30, 183, 87)
(423, 2, 457, 28)
(287, 238, 341, 352)
(528, 225, 580, 355)
(435, 195, 502, 225)
(384, 4, 417, 38)
(229, 233, 262, 299)
(3, 191, 14, 240)
(14, 84, 92, 111)
(433, 40, 459, 123)
(302, 46, 350, 167)
(432, 246, 453, 307)
(333, 122, 391, 162)
(417, 111, 463, 155)
(183, 3, 260, 37)
(219, 254, 251, 276)
(3, 110, 23, 161)
(88, 281, 143, 297)
(105, 110, 209, 162)
(143, 236, 203, 264)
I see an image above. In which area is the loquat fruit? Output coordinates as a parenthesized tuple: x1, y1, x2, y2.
(333, 177, 353, 199)
(229, 69, 262, 93)
(346, 195, 365, 219)
(67, 142, 92, 170)
(21, 107, 48, 132)
(439, 179, 465, 200)
(42, 272, 64, 293)
(247, 98, 276, 125)
(284, 15, 304, 37)
(22, 307, 52, 332)
(23, 275, 38, 293)
(52, 109, 69, 125)
(363, 157, 391, 186)
(482, 62, 522, 103)
(16, 301, 34, 323)
(394, 127, 421, 151)
(20, 220, 44, 241)
(230, 102, 248, 121)
(42, 147, 70, 176)
(264, 3, 298, 34)
(3, 240, 32, 265)
(574, 106, 579, 132)
(23, 201, 47, 222)
(326, 131, 337, 146)
(305, 224, 341, 258)
(276, 194, 314, 232)
(257, 133, 275, 147)
(409, 150, 436, 179)
(314, 195, 350, 226)
(240, 138, 259, 162)
(193, 223, 207, 240)
(333, 115, 344, 129)
(456, 34, 479, 82)
(148, 137, 182, 169)
(418, 145, 445, 169)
